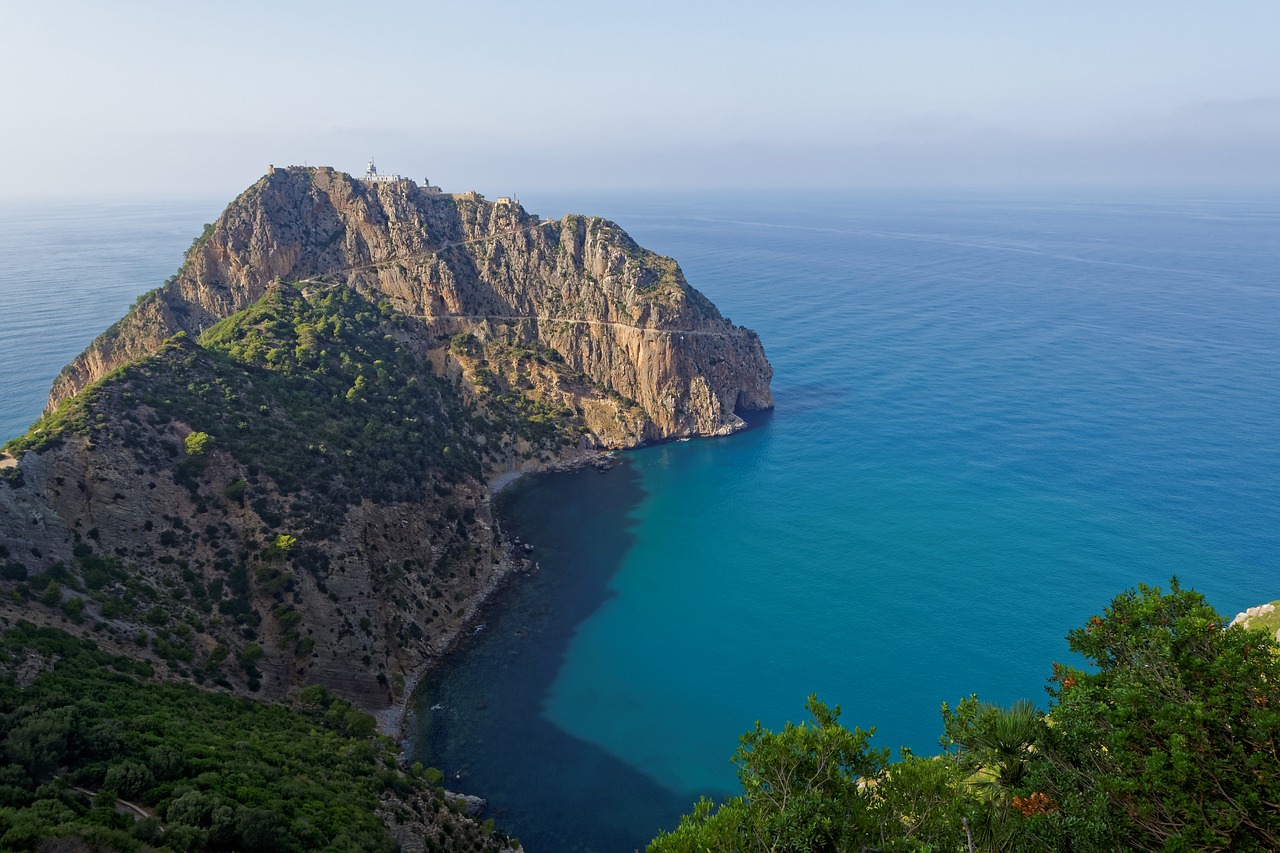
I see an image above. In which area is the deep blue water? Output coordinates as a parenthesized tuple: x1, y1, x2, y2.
(414, 191, 1280, 851)
(0, 197, 224, 441)
(2, 191, 1277, 852)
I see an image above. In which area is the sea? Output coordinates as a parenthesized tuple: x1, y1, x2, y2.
(2, 189, 1277, 852)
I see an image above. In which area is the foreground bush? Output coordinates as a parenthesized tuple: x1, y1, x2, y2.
(651, 580, 1280, 852)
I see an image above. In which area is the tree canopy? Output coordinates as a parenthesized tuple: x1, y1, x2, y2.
(651, 580, 1280, 852)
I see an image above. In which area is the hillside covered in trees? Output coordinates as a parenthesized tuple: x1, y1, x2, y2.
(3, 581, 1271, 852)
(0, 622, 512, 852)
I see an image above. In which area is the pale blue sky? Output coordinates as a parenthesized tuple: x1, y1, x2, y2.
(3, 1, 1278, 197)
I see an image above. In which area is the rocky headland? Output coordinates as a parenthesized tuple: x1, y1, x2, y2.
(0, 167, 772, 849)
(1, 166, 772, 724)
(48, 166, 772, 440)
(1230, 600, 1280, 642)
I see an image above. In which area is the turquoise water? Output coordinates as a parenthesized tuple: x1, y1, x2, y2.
(416, 192, 1279, 851)
(2, 192, 1277, 853)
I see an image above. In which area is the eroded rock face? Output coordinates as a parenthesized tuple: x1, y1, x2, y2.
(49, 168, 772, 441)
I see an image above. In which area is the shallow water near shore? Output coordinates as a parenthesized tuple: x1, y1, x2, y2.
(412, 190, 1279, 851)
(410, 460, 724, 850)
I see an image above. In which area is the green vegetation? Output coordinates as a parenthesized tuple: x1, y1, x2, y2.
(194, 283, 487, 502)
(0, 622, 513, 852)
(8, 284, 486, 518)
(0, 534, 242, 684)
(4, 374, 114, 458)
(1032, 580, 1280, 851)
(183, 432, 212, 456)
(0, 283, 514, 694)
(462, 334, 587, 451)
(599, 220, 684, 293)
(651, 580, 1280, 852)
(650, 697, 969, 853)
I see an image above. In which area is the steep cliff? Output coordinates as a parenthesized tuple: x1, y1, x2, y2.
(49, 166, 772, 441)
(1, 168, 773, 724)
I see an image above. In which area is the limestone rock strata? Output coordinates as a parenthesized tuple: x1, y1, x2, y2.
(49, 167, 773, 441)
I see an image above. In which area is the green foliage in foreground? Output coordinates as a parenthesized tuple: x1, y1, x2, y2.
(650, 698, 971, 853)
(651, 580, 1280, 852)
(0, 622, 490, 853)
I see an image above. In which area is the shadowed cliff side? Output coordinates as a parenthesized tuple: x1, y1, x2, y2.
(3, 289, 520, 717)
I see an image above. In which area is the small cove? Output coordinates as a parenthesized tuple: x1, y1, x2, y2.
(408, 460, 726, 851)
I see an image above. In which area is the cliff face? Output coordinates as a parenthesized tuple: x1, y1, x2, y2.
(49, 167, 772, 441)
(2, 169, 773, 723)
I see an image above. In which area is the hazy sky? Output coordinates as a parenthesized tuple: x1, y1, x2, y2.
(4, 1, 1279, 198)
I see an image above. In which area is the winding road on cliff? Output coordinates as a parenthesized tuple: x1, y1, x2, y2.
(294, 218, 742, 339)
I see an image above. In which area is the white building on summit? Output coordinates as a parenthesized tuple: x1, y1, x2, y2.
(363, 158, 402, 183)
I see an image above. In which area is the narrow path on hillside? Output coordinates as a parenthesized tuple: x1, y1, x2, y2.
(291, 219, 741, 339)
(412, 313, 737, 338)
(71, 786, 157, 826)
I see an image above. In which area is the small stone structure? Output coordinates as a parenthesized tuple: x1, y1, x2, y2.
(363, 158, 403, 183)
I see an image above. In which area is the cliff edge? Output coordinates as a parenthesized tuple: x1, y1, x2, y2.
(49, 166, 772, 443)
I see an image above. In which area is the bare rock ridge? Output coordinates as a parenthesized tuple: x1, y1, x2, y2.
(1, 167, 773, 726)
(49, 166, 773, 441)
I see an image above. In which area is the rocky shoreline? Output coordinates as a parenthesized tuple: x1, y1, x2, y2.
(0, 168, 774, 845)
(1229, 600, 1280, 641)
(0, 168, 773, 851)
(378, 446, 620, 744)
